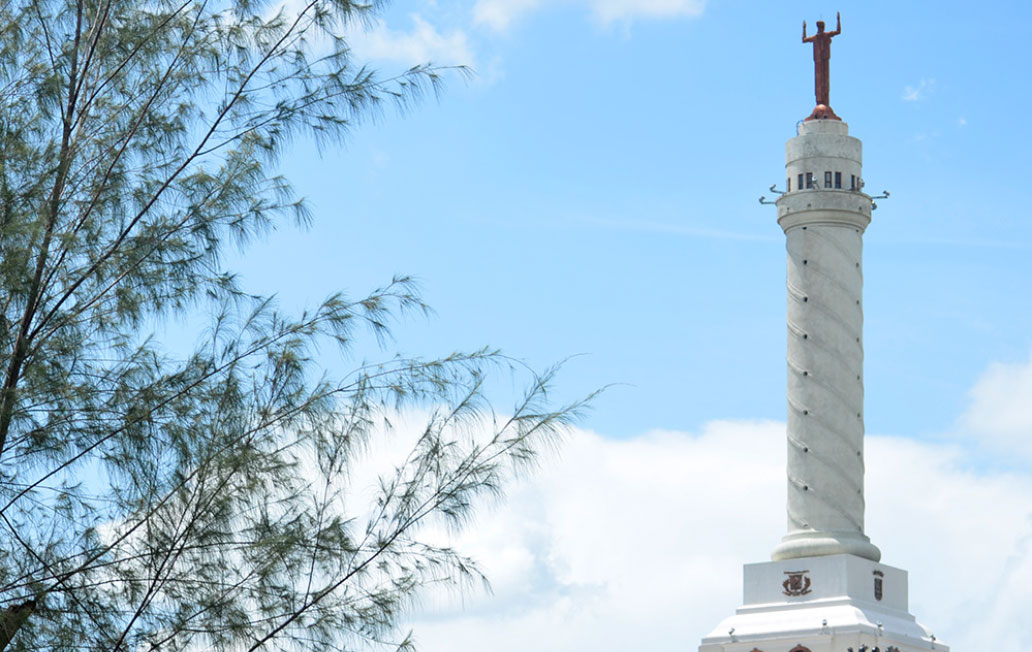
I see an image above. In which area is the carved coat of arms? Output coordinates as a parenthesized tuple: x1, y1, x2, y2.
(783, 570, 812, 596)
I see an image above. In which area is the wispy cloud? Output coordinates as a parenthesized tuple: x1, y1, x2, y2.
(473, 0, 543, 31)
(878, 236, 1032, 251)
(902, 77, 935, 102)
(473, 0, 708, 31)
(349, 14, 474, 67)
(589, 0, 706, 25)
(575, 215, 778, 242)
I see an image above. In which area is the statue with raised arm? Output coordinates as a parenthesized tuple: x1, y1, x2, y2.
(802, 12, 841, 119)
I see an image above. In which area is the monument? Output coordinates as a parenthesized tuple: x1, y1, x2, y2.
(698, 16, 946, 652)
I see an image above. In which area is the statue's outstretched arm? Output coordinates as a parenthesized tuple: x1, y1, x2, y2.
(828, 12, 841, 36)
(802, 20, 813, 42)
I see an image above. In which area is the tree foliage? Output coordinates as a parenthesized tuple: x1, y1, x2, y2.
(0, 1, 582, 649)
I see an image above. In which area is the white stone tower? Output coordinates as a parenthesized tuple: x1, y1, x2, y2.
(771, 117, 881, 565)
(698, 18, 946, 652)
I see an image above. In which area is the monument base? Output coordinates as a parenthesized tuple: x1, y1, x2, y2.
(772, 531, 881, 563)
(699, 555, 945, 652)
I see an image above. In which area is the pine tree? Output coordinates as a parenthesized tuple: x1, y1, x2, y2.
(0, 1, 583, 649)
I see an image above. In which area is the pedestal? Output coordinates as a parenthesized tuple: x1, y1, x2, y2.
(699, 555, 945, 652)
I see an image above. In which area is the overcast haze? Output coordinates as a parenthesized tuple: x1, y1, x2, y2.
(231, 0, 1032, 649)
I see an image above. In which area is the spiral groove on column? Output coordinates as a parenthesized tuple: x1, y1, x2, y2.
(771, 117, 879, 562)
(785, 223, 864, 533)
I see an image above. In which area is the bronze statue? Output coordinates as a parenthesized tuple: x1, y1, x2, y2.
(802, 13, 841, 119)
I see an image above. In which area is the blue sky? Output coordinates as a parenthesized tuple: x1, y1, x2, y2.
(229, 1, 1032, 649)
(238, 0, 1032, 443)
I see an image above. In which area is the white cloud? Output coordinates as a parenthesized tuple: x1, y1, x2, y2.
(589, 0, 706, 25)
(400, 398, 1032, 651)
(348, 14, 473, 67)
(961, 353, 1032, 461)
(410, 420, 784, 650)
(319, 354, 1032, 652)
(473, 0, 707, 31)
(902, 77, 935, 102)
(473, 0, 543, 31)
